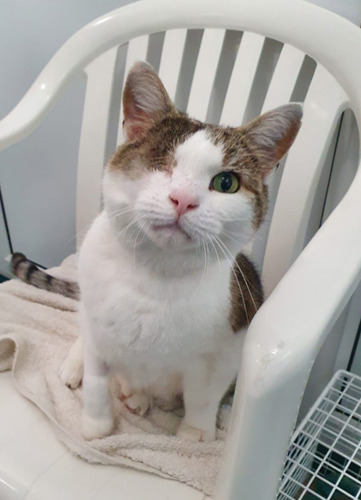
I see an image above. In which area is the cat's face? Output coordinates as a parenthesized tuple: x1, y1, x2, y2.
(104, 62, 302, 256)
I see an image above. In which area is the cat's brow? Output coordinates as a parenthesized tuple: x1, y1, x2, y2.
(108, 114, 205, 178)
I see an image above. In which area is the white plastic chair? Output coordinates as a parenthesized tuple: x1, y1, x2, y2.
(1, 0, 361, 499)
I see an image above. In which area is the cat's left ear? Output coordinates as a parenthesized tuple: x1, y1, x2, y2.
(242, 103, 303, 177)
(122, 61, 174, 142)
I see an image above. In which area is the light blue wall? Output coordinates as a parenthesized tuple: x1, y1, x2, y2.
(0, 1, 135, 269)
(305, 0, 361, 24)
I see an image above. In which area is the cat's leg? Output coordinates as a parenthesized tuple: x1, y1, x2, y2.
(177, 359, 236, 442)
(155, 395, 183, 412)
(81, 347, 114, 440)
(117, 373, 151, 416)
(59, 337, 84, 389)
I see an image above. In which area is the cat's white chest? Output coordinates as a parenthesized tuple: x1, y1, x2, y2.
(79, 214, 232, 366)
(135, 279, 229, 355)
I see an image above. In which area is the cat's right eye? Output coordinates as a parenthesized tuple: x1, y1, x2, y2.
(210, 172, 240, 194)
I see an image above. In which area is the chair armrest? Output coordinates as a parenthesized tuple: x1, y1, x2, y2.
(0, 36, 89, 152)
(248, 168, 361, 389)
(0, 8, 119, 153)
(0, 82, 53, 152)
(216, 165, 361, 500)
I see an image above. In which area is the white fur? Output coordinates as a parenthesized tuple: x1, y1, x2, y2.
(62, 131, 255, 441)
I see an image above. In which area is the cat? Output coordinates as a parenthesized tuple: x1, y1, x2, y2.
(11, 61, 302, 442)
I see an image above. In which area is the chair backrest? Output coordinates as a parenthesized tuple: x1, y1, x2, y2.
(71, 3, 352, 297)
(1, 2, 359, 296)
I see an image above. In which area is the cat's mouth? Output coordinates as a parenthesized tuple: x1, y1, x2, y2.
(151, 222, 191, 240)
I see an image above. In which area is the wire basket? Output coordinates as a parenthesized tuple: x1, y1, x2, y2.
(278, 370, 361, 499)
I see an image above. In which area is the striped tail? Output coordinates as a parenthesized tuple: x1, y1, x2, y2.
(11, 252, 80, 300)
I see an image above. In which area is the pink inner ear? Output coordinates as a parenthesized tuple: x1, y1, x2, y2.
(272, 120, 301, 163)
(123, 108, 150, 142)
(123, 94, 149, 141)
(242, 104, 303, 177)
(122, 62, 174, 142)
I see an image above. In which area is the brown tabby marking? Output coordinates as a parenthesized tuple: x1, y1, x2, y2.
(109, 114, 205, 177)
(229, 253, 263, 332)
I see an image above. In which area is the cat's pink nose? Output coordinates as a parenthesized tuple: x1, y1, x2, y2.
(169, 189, 199, 216)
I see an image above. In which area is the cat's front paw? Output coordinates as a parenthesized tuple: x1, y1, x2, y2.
(81, 413, 114, 440)
(176, 420, 215, 442)
(59, 356, 83, 389)
(121, 392, 151, 416)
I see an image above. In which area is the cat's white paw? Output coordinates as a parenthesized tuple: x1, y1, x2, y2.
(176, 420, 215, 442)
(122, 393, 151, 416)
(59, 356, 83, 389)
(81, 413, 114, 440)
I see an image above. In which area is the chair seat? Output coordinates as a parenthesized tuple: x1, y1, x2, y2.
(0, 372, 204, 500)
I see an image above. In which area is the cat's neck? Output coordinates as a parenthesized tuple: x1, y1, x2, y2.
(122, 237, 215, 278)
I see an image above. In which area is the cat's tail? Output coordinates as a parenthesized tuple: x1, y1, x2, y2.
(11, 252, 80, 300)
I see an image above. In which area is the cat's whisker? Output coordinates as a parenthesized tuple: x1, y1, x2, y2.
(108, 211, 137, 230)
(217, 236, 261, 297)
(221, 228, 247, 246)
(117, 220, 136, 239)
(133, 223, 145, 264)
(117, 214, 146, 241)
(196, 239, 209, 288)
(137, 221, 152, 246)
(207, 236, 222, 270)
(215, 237, 259, 317)
(212, 235, 250, 325)
(109, 206, 135, 220)
(217, 215, 251, 223)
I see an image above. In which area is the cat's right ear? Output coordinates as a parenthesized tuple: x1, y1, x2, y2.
(122, 62, 174, 142)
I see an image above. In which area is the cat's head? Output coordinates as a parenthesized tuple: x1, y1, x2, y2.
(103, 62, 302, 258)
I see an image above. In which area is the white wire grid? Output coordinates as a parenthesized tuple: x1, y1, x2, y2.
(278, 370, 361, 499)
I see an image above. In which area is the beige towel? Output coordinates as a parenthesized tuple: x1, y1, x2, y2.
(0, 256, 231, 496)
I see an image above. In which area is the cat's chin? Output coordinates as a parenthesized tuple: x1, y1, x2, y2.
(152, 222, 190, 239)
(146, 222, 195, 249)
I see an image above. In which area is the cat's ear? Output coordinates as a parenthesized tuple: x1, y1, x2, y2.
(122, 61, 174, 142)
(242, 103, 303, 177)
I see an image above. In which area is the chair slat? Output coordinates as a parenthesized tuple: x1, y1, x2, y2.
(261, 65, 349, 294)
(116, 36, 149, 145)
(262, 44, 306, 111)
(290, 55, 317, 103)
(206, 30, 243, 125)
(174, 30, 204, 112)
(158, 29, 187, 101)
(242, 38, 283, 124)
(220, 32, 265, 127)
(146, 32, 166, 73)
(76, 48, 118, 247)
(249, 45, 310, 266)
(186, 29, 225, 121)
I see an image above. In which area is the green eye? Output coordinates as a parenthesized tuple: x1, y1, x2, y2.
(210, 172, 240, 193)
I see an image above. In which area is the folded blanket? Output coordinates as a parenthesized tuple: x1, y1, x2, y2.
(0, 255, 231, 496)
